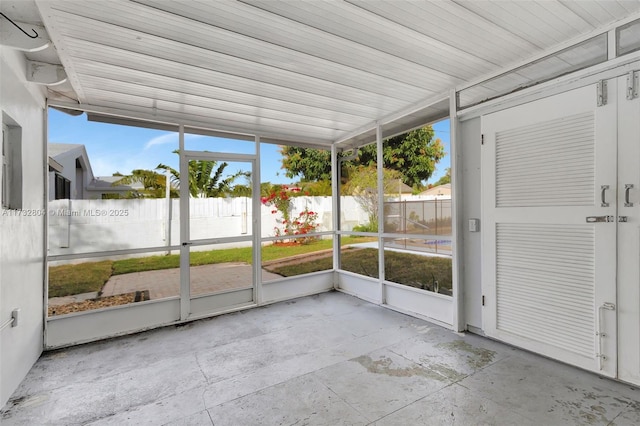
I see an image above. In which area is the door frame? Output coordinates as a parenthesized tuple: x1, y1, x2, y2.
(178, 136, 261, 321)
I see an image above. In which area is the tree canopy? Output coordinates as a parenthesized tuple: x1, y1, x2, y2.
(433, 167, 451, 186)
(157, 157, 249, 198)
(343, 165, 402, 230)
(280, 126, 444, 189)
(112, 169, 178, 198)
(112, 151, 248, 198)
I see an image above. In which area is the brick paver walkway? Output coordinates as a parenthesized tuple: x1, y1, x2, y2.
(100, 263, 283, 300)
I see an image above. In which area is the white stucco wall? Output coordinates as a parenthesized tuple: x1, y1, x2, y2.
(0, 47, 47, 406)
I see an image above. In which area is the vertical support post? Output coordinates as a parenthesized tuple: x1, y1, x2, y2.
(450, 89, 465, 332)
(331, 143, 340, 288)
(607, 28, 617, 60)
(403, 200, 406, 233)
(435, 199, 438, 235)
(165, 169, 171, 255)
(376, 123, 385, 305)
(253, 136, 262, 305)
(435, 199, 439, 254)
(178, 124, 189, 321)
(43, 101, 50, 345)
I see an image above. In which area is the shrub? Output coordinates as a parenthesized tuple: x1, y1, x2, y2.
(262, 185, 319, 243)
(353, 222, 378, 233)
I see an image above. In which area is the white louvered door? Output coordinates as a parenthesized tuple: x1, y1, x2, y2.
(481, 82, 618, 377)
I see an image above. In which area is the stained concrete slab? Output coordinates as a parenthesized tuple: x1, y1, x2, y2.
(386, 327, 514, 380)
(458, 353, 640, 425)
(314, 348, 452, 422)
(3, 291, 640, 425)
(86, 386, 208, 426)
(208, 374, 369, 426)
(164, 410, 214, 426)
(373, 383, 537, 426)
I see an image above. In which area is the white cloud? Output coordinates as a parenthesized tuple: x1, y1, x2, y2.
(144, 133, 207, 150)
(144, 133, 177, 150)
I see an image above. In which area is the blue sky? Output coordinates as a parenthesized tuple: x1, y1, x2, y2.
(48, 108, 450, 184)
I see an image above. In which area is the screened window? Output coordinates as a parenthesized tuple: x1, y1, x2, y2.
(617, 19, 640, 57)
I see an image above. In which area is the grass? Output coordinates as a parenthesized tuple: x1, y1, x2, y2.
(48, 261, 114, 298)
(48, 236, 376, 297)
(270, 248, 452, 295)
(111, 237, 374, 275)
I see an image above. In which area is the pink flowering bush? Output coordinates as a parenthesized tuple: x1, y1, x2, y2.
(289, 209, 319, 244)
(261, 185, 318, 244)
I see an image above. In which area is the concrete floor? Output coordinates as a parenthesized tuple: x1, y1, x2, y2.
(2, 292, 640, 425)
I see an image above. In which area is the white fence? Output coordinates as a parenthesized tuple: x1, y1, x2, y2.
(48, 196, 451, 257)
(49, 197, 339, 256)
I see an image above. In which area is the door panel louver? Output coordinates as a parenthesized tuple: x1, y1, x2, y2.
(496, 223, 595, 357)
(496, 112, 595, 207)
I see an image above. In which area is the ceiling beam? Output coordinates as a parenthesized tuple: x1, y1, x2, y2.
(48, 100, 334, 150)
(27, 61, 67, 85)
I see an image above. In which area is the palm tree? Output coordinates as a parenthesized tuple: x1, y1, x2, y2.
(157, 151, 249, 198)
(112, 169, 178, 198)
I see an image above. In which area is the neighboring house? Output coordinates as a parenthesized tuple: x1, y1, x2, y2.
(86, 175, 144, 199)
(419, 183, 451, 198)
(48, 143, 141, 200)
(48, 143, 93, 200)
(386, 178, 414, 195)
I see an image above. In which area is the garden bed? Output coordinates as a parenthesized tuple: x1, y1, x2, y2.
(48, 291, 150, 316)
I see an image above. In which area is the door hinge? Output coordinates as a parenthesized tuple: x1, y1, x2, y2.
(596, 80, 608, 107)
(482, 295, 485, 306)
(481, 134, 484, 145)
(627, 71, 639, 100)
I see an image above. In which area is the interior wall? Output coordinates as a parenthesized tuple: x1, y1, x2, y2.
(459, 117, 483, 330)
(0, 48, 47, 407)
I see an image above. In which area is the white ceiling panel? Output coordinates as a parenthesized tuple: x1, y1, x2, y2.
(85, 89, 346, 140)
(78, 76, 362, 131)
(67, 50, 395, 119)
(345, 0, 538, 64)
(131, 0, 461, 86)
(18, 0, 637, 148)
(49, 3, 436, 102)
(240, 0, 499, 78)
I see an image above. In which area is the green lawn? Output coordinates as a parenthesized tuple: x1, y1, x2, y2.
(48, 237, 375, 297)
(270, 248, 452, 295)
(48, 261, 114, 298)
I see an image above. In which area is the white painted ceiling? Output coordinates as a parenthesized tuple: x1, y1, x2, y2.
(5, 0, 640, 147)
